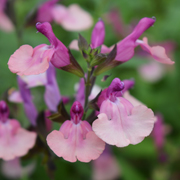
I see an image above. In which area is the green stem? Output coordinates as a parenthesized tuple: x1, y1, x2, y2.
(83, 63, 92, 119)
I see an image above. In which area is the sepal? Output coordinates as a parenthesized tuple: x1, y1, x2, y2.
(78, 34, 89, 52)
(61, 49, 84, 77)
(90, 53, 107, 67)
(94, 45, 121, 76)
(48, 101, 70, 123)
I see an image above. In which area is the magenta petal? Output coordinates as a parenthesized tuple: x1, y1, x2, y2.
(0, 120, 37, 160)
(44, 63, 61, 112)
(37, 0, 58, 23)
(50, 40, 70, 68)
(115, 17, 155, 62)
(47, 120, 105, 162)
(91, 19, 105, 49)
(8, 44, 55, 76)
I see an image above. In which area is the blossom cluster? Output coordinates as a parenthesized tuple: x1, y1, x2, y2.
(0, 1, 174, 170)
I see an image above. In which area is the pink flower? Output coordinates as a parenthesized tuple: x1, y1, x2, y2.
(92, 78, 156, 147)
(8, 22, 70, 76)
(92, 145, 120, 180)
(37, 0, 93, 31)
(1, 158, 35, 179)
(47, 101, 105, 162)
(0, 101, 37, 160)
(51, 4, 93, 31)
(136, 37, 174, 64)
(0, 0, 14, 32)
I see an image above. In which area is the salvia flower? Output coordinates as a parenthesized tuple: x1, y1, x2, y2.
(92, 145, 120, 180)
(8, 22, 70, 76)
(101, 17, 155, 62)
(0, 101, 37, 160)
(47, 101, 105, 162)
(37, 0, 93, 31)
(92, 78, 156, 147)
(1, 158, 35, 179)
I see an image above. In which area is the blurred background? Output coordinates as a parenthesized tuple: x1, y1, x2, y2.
(0, 0, 180, 179)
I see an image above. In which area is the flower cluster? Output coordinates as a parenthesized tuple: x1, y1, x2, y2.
(5, 14, 174, 164)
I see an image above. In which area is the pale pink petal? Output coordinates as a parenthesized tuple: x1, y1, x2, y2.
(69, 40, 79, 51)
(51, 4, 68, 24)
(8, 89, 23, 103)
(123, 105, 156, 144)
(53, 4, 93, 31)
(93, 98, 155, 147)
(123, 91, 145, 106)
(0, 120, 37, 160)
(89, 85, 101, 101)
(47, 120, 105, 162)
(8, 44, 55, 76)
(137, 37, 175, 64)
(1, 158, 35, 179)
(0, 12, 14, 32)
(93, 153, 120, 180)
(138, 60, 165, 82)
(20, 72, 47, 88)
(101, 45, 113, 54)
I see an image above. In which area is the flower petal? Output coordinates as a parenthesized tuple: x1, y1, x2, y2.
(136, 37, 174, 64)
(8, 44, 54, 76)
(52, 4, 93, 31)
(0, 120, 37, 160)
(47, 121, 105, 162)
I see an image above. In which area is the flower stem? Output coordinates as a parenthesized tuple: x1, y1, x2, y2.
(83, 63, 92, 119)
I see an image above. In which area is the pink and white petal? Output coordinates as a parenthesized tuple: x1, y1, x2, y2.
(123, 91, 145, 106)
(69, 40, 79, 51)
(93, 153, 120, 180)
(47, 130, 77, 162)
(8, 45, 34, 75)
(0, 12, 14, 32)
(60, 4, 93, 31)
(151, 46, 174, 64)
(12, 128, 37, 157)
(93, 113, 130, 147)
(20, 72, 47, 88)
(51, 5, 68, 24)
(101, 45, 113, 54)
(8, 44, 54, 76)
(47, 121, 105, 162)
(1, 157, 36, 179)
(138, 61, 165, 82)
(137, 37, 174, 65)
(124, 105, 156, 144)
(8, 89, 23, 103)
(76, 131, 105, 162)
